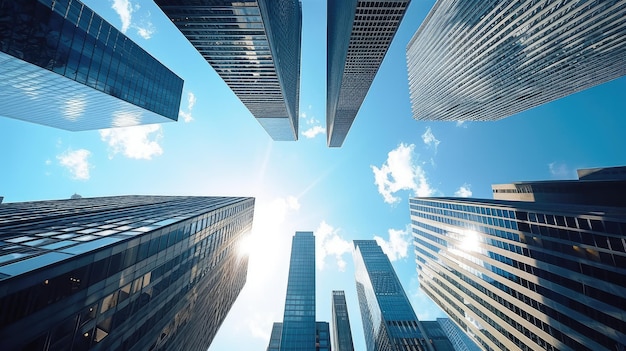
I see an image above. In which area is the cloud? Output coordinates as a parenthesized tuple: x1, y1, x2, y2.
(454, 184, 473, 197)
(57, 149, 92, 180)
(371, 143, 434, 204)
(374, 227, 411, 262)
(548, 162, 574, 179)
(111, 0, 132, 33)
(111, 0, 155, 39)
(421, 127, 440, 150)
(99, 124, 163, 160)
(455, 120, 467, 128)
(179, 92, 197, 123)
(302, 126, 326, 139)
(315, 221, 352, 271)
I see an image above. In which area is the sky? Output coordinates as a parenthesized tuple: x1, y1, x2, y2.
(1, 0, 626, 350)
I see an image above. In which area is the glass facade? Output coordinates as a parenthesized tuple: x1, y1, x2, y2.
(156, 0, 302, 141)
(331, 290, 355, 351)
(353, 240, 451, 351)
(316, 322, 331, 351)
(280, 231, 316, 351)
(0, 0, 183, 131)
(326, 0, 410, 147)
(268, 322, 283, 351)
(410, 177, 626, 350)
(406, 0, 626, 121)
(0, 195, 254, 351)
(436, 318, 482, 351)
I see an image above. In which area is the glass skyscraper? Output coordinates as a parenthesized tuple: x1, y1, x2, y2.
(0, 195, 254, 351)
(326, 0, 410, 147)
(406, 0, 626, 121)
(0, 0, 184, 130)
(436, 318, 481, 351)
(156, 0, 302, 141)
(410, 167, 626, 351)
(267, 231, 330, 351)
(353, 240, 453, 351)
(331, 290, 355, 351)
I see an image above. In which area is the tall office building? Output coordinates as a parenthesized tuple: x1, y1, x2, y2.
(327, 0, 410, 147)
(353, 240, 454, 351)
(0, 0, 183, 130)
(267, 231, 330, 351)
(156, 0, 302, 141)
(410, 167, 626, 351)
(406, 0, 626, 121)
(436, 318, 481, 351)
(331, 290, 355, 351)
(0, 195, 254, 351)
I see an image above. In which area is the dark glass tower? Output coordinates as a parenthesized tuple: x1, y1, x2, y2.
(0, 195, 254, 351)
(410, 167, 626, 351)
(326, 0, 410, 147)
(156, 0, 302, 141)
(353, 240, 453, 351)
(331, 290, 355, 351)
(0, 0, 183, 130)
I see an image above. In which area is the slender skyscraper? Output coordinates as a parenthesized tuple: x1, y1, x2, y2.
(331, 290, 355, 351)
(156, 0, 302, 141)
(326, 0, 410, 147)
(436, 318, 481, 351)
(0, 0, 183, 130)
(410, 167, 626, 351)
(0, 195, 254, 351)
(406, 0, 626, 121)
(353, 240, 453, 351)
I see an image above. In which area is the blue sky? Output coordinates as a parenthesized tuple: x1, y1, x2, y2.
(1, 0, 626, 350)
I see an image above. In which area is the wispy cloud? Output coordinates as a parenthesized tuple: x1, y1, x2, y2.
(455, 120, 467, 128)
(315, 221, 352, 271)
(179, 92, 197, 123)
(300, 106, 325, 139)
(57, 149, 92, 180)
(548, 162, 574, 179)
(371, 143, 435, 204)
(421, 126, 440, 150)
(454, 183, 473, 197)
(374, 226, 411, 262)
(111, 0, 155, 39)
(99, 124, 163, 160)
(302, 126, 325, 139)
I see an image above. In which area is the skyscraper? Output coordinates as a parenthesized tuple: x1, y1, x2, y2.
(0, 0, 184, 130)
(327, 0, 410, 147)
(353, 240, 453, 351)
(156, 0, 302, 141)
(0, 195, 254, 351)
(406, 0, 626, 121)
(331, 290, 355, 351)
(436, 318, 481, 351)
(410, 167, 626, 351)
(267, 231, 330, 351)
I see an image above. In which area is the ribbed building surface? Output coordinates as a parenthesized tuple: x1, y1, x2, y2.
(0, 0, 183, 130)
(0, 195, 254, 351)
(436, 318, 482, 351)
(331, 290, 355, 351)
(327, 0, 410, 147)
(406, 0, 626, 121)
(410, 172, 626, 350)
(156, 0, 302, 141)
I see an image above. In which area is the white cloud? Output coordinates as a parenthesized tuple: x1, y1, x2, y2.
(57, 149, 92, 180)
(111, 0, 132, 33)
(315, 221, 352, 271)
(548, 162, 573, 179)
(111, 1, 155, 39)
(374, 227, 411, 262)
(179, 92, 197, 123)
(454, 184, 473, 197)
(302, 126, 326, 139)
(99, 124, 163, 160)
(371, 143, 434, 204)
(455, 120, 467, 128)
(421, 127, 440, 150)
